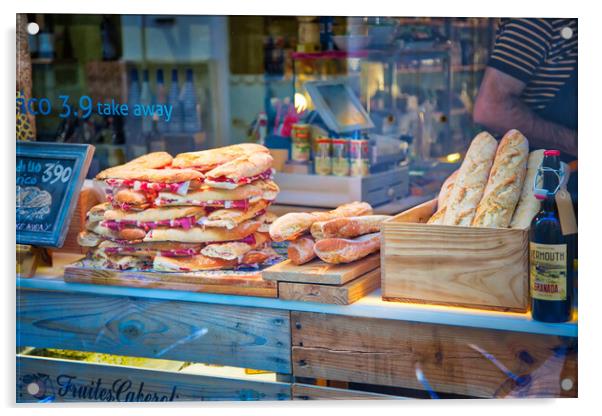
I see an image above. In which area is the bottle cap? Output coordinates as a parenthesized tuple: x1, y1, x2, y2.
(544, 149, 561, 156)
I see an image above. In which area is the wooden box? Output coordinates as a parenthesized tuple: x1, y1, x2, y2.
(381, 199, 529, 312)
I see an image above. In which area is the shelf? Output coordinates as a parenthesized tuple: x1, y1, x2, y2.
(292, 45, 452, 62)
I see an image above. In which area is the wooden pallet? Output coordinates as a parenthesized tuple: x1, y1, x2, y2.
(263, 254, 380, 305)
(64, 260, 277, 298)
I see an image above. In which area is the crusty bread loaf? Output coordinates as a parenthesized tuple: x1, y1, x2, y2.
(288, 236, 317, 265)
(113, 188, 150, 207)
(426, 208, 447, 225)
(144, 219, 261, 243)
(472, 129, 529, 228)
(313, 232, 381, 264)
(153, 254, 238, 272)
(510, 150, 545, 229)
(438, 170, 458, 208)
(427, 170, 458, 225)
(269, 201, 373, 242)
(200, 199, 269, 229)
(205, 152, 274, 188)
(311, 215, 391, 239)
(173, 143, 270, 171)
(104, 206, 205, 222)
(443, 132, 498, 226)
(201, 232, 268, 260)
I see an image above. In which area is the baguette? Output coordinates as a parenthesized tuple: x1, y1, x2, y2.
(205, 152, 274, 189)
(443, 132, 498, 226)
(201, 232, 269, 260)
(311, 215, 391, 240)
(313, 232, 381, 264)
(427, 170, 458, 225)
(144, 220, 261, 243)
(472, 129, 529, 228)
(287, 236, 317, 265)
(510, 150, 545, 229)
(153, 254, 238, 272)
(269, 201, 373, 242)
(172, 143, 270, 171)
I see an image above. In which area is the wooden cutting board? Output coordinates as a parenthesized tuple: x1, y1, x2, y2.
(64, 260, 277, 298)
(278, 268, 381, 305)
(262, 252, 380, 285)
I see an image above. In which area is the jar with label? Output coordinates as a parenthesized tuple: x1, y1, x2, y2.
(291, 123, 311, 162)
(314, 137, 332, 175)
(349, 139, 370, 176)
(331, 138, 350, 176)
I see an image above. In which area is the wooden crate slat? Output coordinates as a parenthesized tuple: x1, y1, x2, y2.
(17, 356, 290, 402)
(291, 312, 577, 398)
(278, 268, 381, 305)
(292, 383, 404, 400)
(17, 290, 291, 373)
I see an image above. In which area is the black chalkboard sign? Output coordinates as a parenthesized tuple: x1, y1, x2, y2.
(16, 142, 94, 247)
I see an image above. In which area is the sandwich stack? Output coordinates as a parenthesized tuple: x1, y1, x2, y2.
(77, 143, 281, 272)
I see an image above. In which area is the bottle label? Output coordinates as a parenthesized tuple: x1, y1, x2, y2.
(530, 242, 567, 301)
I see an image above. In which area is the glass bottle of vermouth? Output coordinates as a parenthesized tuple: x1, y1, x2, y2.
(529, 149, 573, 322)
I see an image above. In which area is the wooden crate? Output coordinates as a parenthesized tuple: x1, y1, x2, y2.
(17, 356, 290, 402)
(381, 199, 529, 312)
(291, 312, 578, 398)
(263, 254, 380, 305)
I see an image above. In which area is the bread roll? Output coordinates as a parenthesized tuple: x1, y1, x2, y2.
(313, 232, 381, 264)
(510, 150, 545, 229)
(443, 132, 498, 226)
(311, 215, 391, 240)
(269, 201, 373, 242)
(144, 220, 261, 243)
(472, 129, 529, 228)
(288, 236, 317, 265)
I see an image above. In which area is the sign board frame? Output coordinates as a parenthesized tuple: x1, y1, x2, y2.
(16, 142, 94, 247)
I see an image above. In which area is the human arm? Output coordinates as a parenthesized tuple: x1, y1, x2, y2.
(473, 67, 577, 157)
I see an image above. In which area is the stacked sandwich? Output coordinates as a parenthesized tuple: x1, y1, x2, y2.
(78, 144, 281, 272)
(269, 202, 391, 265)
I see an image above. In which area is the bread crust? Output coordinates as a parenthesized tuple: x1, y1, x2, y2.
(205, 152, 273, 185)
(269, 201, 373, 242)
(156, 180, 278, 205)
(172, 143, 270, 171)
(104, 206, 205, 222)
(201, 199, 269, 229)
(113, 188, 149, 206)
(153, 254, 238, 272)
(426, 170, 458, 225)
(443, 132, 498, 226)
(201, 232, 269, 260)
(144, 219, 261, 243)
(472, 129, 529, 228)
(241, 246, 278, 265)
(313, 232, 381, 264)
(510, 150, 545, 229)
(77, 230, 103, 247)
(288, 236, 317, 265)
(99, 167, 203, 183)
(87, 202, 111, 223)
(312, 215, 391, 239)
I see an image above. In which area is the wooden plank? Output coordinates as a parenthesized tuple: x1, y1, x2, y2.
(17, 356, 291, 402)
(17, 289, 291, 373)
(382, 200, 529, 312)
(278, 268, 381, 305)
(291, 312, 577, 398)
(64, 262, 277, 298)
(263, 252, 380, 285)
(292, 383, 403, 400)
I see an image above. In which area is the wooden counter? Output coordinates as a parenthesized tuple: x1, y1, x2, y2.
(16, 253, 578, 402)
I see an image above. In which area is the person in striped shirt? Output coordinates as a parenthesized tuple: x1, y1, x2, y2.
(474, 18, 577, 158)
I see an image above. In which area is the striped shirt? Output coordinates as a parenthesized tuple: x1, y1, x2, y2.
(488, 18, 577, 112)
